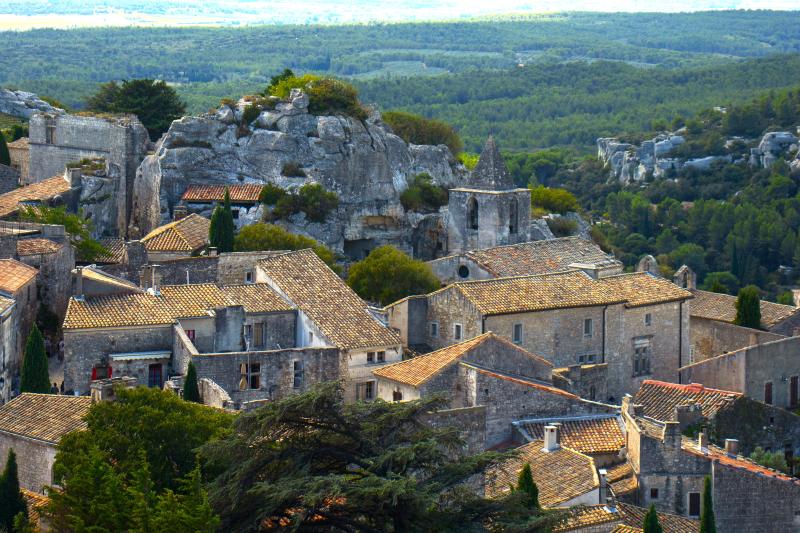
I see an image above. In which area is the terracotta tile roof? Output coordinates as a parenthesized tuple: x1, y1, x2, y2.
(518, 415, 624, 454)
(182, 184, 263, 203)
(611, 526, 641, 533)
(141, 213, 209, 252)
(610, 471, 638, 496)
(95, 238, 126, 264)
(16, 238, 62, 256)
(79, 266, 141, 293)
(689, 289, 799, 329)
(7, 137, 29, 149)
(466, 365, 582, 400)
(606, 461, 634, 483)
(63, 282, 293, 329)
(553, 505, 621, 532)
(617, 503, 700, 533)
(373, 332, 551, 387)
(633, 380, 740, 422)
(0, 393, 91, 443)
(486, 440, 598, 507)
(463, 237, 617, 277)
(0, 175, 71, 218)
(0, 295, 14, 314)
(21, 489, 48, 524)
(258, 249, 401, 350)
(438, 271, 690, 316)
(0, 258, 37, 293)
(681, 437, 800, 485)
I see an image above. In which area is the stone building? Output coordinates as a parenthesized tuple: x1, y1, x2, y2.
(553, 503, 699, 532)
(428, 236, 622, 284)
(255, 249, 403, 402)
(446, 137, 531, 254)
(16, 237, 75, 319)
(633, 379, 800, 462)
(139, 213, 210, 261)
(690, 288, 800, 337)
(0, 174, 74, 221)
(0, 296, 18, 404)
(622, 394, 800, 531)
(0, 164, 18, 195)
(7, 137, 29, 184)
(0, 259, 38, 385)
(179, 184, 264, 230)
(0, 393, 91, 492)
(387, 270, 692, 402)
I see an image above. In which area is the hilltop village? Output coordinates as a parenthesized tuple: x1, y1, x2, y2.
(1, 86, 800, 532)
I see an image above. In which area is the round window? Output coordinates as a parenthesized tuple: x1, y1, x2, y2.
(457, 265, 470, 279)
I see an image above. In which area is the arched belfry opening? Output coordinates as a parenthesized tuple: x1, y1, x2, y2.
(467, 196, 479, 230)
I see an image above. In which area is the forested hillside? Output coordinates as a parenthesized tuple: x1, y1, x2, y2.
(3, 11, 800, 150)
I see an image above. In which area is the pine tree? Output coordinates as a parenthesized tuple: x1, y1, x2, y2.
(734, 285, 762, 330)
(0, 449, 28, 532)
(183, 361, 200, 403)
(516, 463, 540, 509)
(20, 324, 50, 393)
(700, 476, 716, 533)
(642, 504, 663, 533)
(0, 134, 10, 166)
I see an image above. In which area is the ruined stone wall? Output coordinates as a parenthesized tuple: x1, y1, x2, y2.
(690, 317, 783, 363)
(710, 397, 800, 457)
(0, 434, 56, 493)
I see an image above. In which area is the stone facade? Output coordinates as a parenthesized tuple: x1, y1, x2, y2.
(0, 298, 18, 404)
(7, 139, 28, 184)
(689, 317, 784, 363)
(0, 435, 56, 493)
(18, 239, 75, 320)
(446, 188, 531, 254)
(0, 164, 18, 194)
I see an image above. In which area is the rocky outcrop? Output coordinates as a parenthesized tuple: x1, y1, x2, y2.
(750, 131, 798, 168)
(132, 90, 465, 255)
(0, 88, 63, 119)
(597, 133, 685, 183)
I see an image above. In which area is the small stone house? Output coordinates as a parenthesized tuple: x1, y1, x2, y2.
(0, 393, 91, 493)
(0, 258, 38, 357)
(387, 270, 692, 402)
(17, 237, 75, 319)
(179, 184, 264, 230)
(690, 288, 800, 338)
(139, 213, 210, 261)
(428, 236, 622, 284)
(0, 174, 73, 220)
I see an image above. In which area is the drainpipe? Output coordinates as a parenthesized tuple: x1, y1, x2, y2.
(678, 300, 684, 383)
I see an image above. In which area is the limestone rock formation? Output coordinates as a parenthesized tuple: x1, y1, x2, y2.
(597, 133, 685, 183)
(750, 131, 798, 168)
(0, 88, 63, 119)
(132, 92, 466, 256)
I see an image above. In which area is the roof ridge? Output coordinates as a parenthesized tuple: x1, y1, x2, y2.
(642, 379, 741, 396)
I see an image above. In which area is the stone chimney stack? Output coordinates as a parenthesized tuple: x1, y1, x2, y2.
(698, 431, 709, 449)
(598, 468, 608, 503)
(207, 247, 218, 257)
(151, 264, 161, 295)
(725, 438, 739, 456)
(68, 167, 82, 188)
(74, 266, 84, 300)
(173, 204, 188, 221)
(543, 425, 560, 452)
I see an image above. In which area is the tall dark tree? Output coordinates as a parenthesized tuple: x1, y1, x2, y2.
(183, 361, 200, 403)
(347, 245, 440, 306)
(0, 449, 27, 532)
(85, 79, 186, 140)
(20, 324, 50, 394)
(516, 463, 540, 509)
(734, 285, 762, 329)
(0, 134, 10, 166)
(700, 476, 716, 533)
(642, 504, 663, 533)
(209, 188, 234, 253)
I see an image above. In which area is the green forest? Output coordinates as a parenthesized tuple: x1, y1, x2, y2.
(4, 11, 800, 150)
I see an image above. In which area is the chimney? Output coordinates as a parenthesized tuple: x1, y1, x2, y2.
(207, 247, 218, 257)
(698, 431, 709, 449)
(598, 468, 608, 503)
(68, 167, 82, 188)
(542, 425, 560, 452)
(724, 438, 739, 456)
(74, 266, 84, 299)
(173, 204, 188, 221)
(151, 264, 161, 295)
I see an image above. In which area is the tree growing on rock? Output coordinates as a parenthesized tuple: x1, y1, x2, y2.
(183, 361, 200, 403)
(0, 449, 27, 532)
(347, 245, 440, 306)
(233, 223, 338, 270)
(209, 188, 234, 253)
(20, 324, 50, 394)
(734, 285, 761, 329)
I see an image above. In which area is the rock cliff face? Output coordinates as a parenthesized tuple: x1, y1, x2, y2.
(0, 88, 63, 119)
(132, 90, 465, 256)
(597, 133, 687, 183)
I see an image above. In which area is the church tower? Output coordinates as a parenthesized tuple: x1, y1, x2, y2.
(446, 137, 531, 253)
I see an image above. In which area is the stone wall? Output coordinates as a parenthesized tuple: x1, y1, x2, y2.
(0, 303, 19, 404)
(0, 434, 56, 493)
(422, 405, 487, 455)
(426, 287, 483, 350)
(555, 364, 608, 402)
(198, 377, 233, 409)
(710, 397, 800, 457)
(690, 317, 784, 363)
(19, 242, 75, 319)
(385, 295, 428, 347)
(446, 188, 531, 254)
(770, 311, 800, 336)
(427, 254, 493, 284)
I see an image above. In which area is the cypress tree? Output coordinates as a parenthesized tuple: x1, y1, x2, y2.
(183, 361, 201, 403)
(0, 134, 9, 166)
(642, 504, 663, 533)
(734, 285, 762, 330)
(516, 463, 539, 509)
(700, 476, 716, 533)
(0, 449, 28, 532)
(220, 187, 235, 253)
(20, 324, 50, 394)
(209, 205, 223, 251)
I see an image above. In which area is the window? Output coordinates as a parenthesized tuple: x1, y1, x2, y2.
(245, 271, 254, 283)
(454, 323, 463, 341)
(688, 492, 701, 517)
(430, 322, 439, 338)
(512, 323, 523, 344)
(367, 352, 375, 364)
(148, 364, 163, 388)
(185, 329, 195, 342)
(467, 196, 479, 230)
(45, 122, 56, 144)
(509, 197, 519, 235)
(765, 381, 773, 405)
(357, 381, 375, 401)
(583, 318, 593, 338)
(457, 265, 470, 279)
(253, 323, 264, 348)
(589, 386, 596, 401)
(377, 351, 385, 363)
(293, 360, 304, 389)
(791, 376, 798, 409)
(645, 313, 652, 326)
(243, 324, 253, 345)
(308, 331, 314, 344)
(393, 390, 403, 402)
(650, 488, 659, 500)
(633, 341, 652, 376)
(232, 209, 240, 219)
(241, 363, 260, 389)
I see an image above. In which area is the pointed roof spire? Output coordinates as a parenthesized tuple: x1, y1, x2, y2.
(468, 136, 515, 191)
